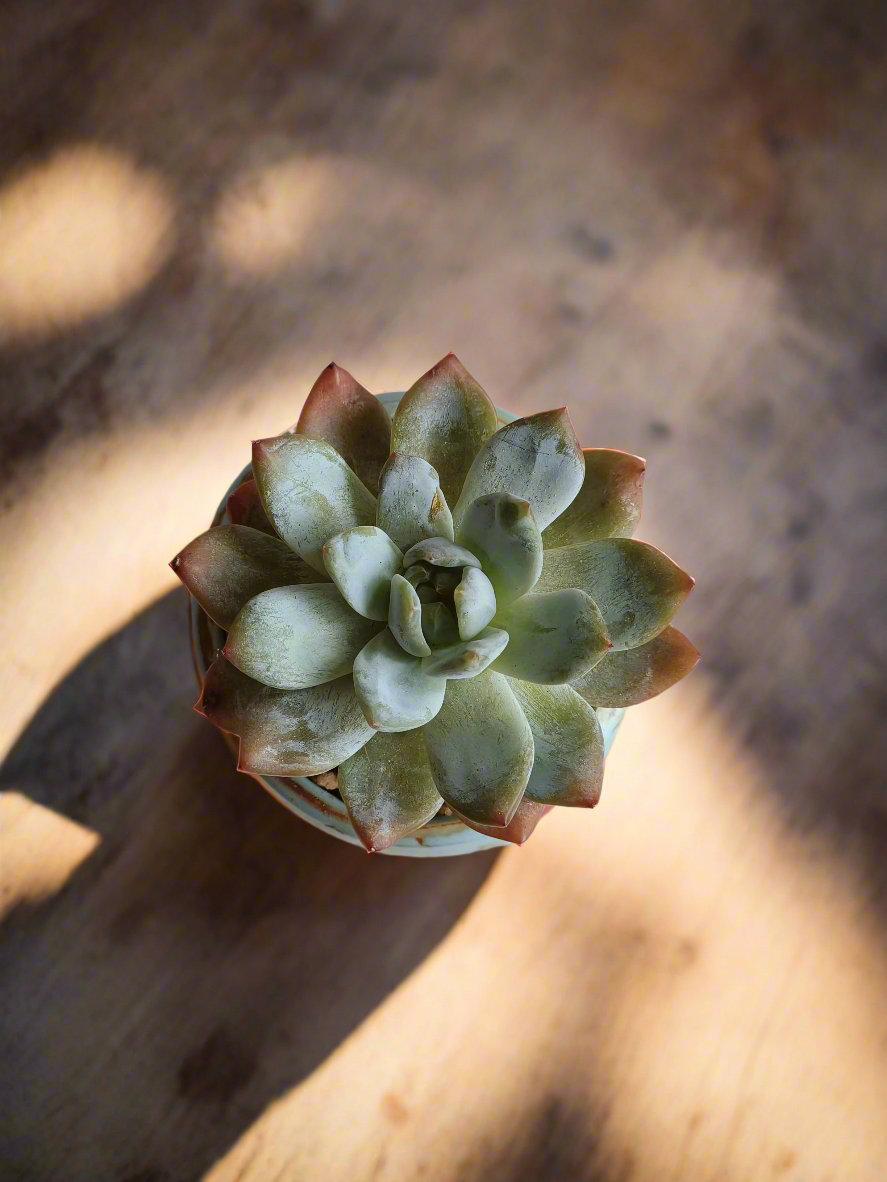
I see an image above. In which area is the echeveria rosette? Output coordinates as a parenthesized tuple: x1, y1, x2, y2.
(172, 354, 698, 852)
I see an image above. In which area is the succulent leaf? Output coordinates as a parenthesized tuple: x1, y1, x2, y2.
(453, 566, 497, 639)
(225, 584, 379, 690)
(226, 478, 276, 535)
(542, 449, 645, 547)
(422, 671, 534, 826)
(431, 567, 461, 593)
(401, 536, 481, 570)
(338, 729, 443, 852)
(252, 434, 376, 573)
(420, 627, 509, 680)
(536, 538, 694, 650)
(353, 628, 446, 732)
(456, 493, 543, 605)
(453, 408, 585, 534)
(404, 562, 433, 587)
(171, 524, 316, 630)
(508, 681, 604, 807)
(322, 526, 403, 621)
(296, 363, 391, 494)
(492, 590, 611, 684)
(388, 574, 431, 657)
(376, 453, 455, 551)
(421, 602, 462, 646)
(455, 799, 553, 846)
(390, 353, 499, 507)
(197, 657, 374, 776)
(571, 625, 699, 707)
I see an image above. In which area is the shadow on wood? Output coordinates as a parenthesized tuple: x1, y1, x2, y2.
(0, 589, 498, 1182)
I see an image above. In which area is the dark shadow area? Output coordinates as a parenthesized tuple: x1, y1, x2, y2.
(0, 589, 498, 1182)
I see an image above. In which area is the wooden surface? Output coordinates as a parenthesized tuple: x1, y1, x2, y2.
(2, 2, 887, 1179)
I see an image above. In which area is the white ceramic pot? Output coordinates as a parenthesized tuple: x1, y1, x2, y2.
(189, 391, 625, 856)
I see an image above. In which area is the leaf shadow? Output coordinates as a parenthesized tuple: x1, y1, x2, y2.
(0, 589, 498, 1182)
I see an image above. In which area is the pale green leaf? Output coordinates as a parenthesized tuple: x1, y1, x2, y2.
(253, 434, 376, 572)
(453, 408, 585, 533)
(390, 353, 498, 506)
(420, 627, 509, 679)
(453, 567, 497, 640)
(322, 526, 403, 621)
(197, 657, 373, 776)
(508, 680, 604, 807)
(296, 362, 391, 494)
(353, 628, 446, 732)
(388, 574, 431, 657)
(571, 625, 699, 707)
(535, 538, 695, 650)
(422, 671, 534, 826)
(376, 453, 455, 551)
(338, 730, 443, 852)
(492, 590, 611, 683)
(172, 524, 316, 630)
(542, 448, 645, 547)
(225, 584, 378, 689)
(456, 493, 542, 605)
(421, 602, 462, 646)
(402, 536, 481, 570)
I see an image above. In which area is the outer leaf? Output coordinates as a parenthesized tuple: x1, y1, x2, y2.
(390, 353, 498, 506)
(353, 629, 446, 732)
(535, 538, 695, 650)
(376, 453, 455, 551)
(226, 478, 276, 535)
(492, 590, 611, 684)
(422, 671, 534, 826)
(453, 567, 497, 640)
(402, 537, 481, 570)
(572, 625, 699, 707)
(508, 681, 604, 807)
(388, 574, 431, 657)
(322, 526, 403, 621)
(252, 434, 376, 572)
(420, 627, 509, 680)
(338, 730, 443, 852)
(455, 800, 553, 846)
(453, 408, 585, 533)
(171, 524, 316, 630)
(542, 449, 645, 547)
(196, 657, 373, 775)
(225, 584, 379, 689)
(296, 362, 391, 494)
(456, 493, 542, 605)
(421, 603, 461, 646)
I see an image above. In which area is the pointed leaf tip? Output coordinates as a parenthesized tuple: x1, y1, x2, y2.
(296, 363, 391, 494)
(536, 538, 694, 650)
(391, 357, 498, 507)
(542, 448, 646, 547)
(571, 625, 700, 707)
(172, 524, 317, 630)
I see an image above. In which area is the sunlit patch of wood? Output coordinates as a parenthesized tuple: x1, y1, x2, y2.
(0, 792, 99, 920)
(201, 681, 887, 1181)
(0, 145, 174, 342)
(211, 154, 439, 277)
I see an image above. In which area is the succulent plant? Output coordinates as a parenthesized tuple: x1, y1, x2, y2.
(172, 355, 697, 852)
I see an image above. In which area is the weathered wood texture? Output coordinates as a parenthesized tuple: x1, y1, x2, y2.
(2, 1, 887, 1180)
